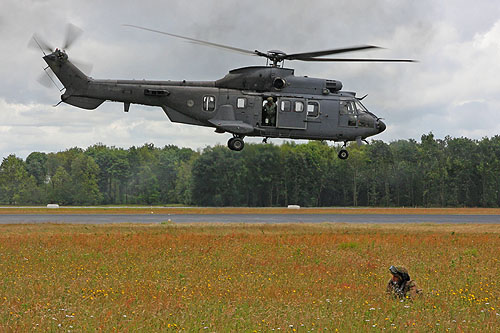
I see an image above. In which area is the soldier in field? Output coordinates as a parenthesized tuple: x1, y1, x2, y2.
(386, 265, 422, 300)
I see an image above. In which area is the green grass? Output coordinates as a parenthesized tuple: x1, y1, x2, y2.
(0, 223, 498, 331)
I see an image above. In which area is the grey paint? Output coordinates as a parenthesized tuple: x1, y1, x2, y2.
(42, 50, 386, 154)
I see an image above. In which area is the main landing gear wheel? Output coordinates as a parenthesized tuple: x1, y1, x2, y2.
(228, 137, 245, 151)
(338, 149, 349, 160)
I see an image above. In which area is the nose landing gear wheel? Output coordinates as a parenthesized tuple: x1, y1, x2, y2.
(228, 137, 245, 151)
(338, 149, 349, 160)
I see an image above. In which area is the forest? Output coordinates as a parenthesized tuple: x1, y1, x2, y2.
(1, 133, 499, 207)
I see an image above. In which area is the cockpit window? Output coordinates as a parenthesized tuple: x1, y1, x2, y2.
(355, 100, 375, 128)
(355, 100, 368, 114)
(339, 98, 375, 127)
(339, 99, 358, 127)
(340, 99, 370, 115)
(340, 100, 356, 115)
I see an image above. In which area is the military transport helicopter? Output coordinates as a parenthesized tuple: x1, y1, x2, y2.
(31, 24, 415, 159)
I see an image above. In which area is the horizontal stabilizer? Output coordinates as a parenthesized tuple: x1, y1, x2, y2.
(63, 96, 104, 110)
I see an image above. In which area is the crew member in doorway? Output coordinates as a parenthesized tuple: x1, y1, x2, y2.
(263, 97, 276, 126)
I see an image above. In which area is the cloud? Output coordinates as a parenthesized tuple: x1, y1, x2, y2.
(374, 14, 500, 142)
(0, 97, 231, 158)
(2, 0, 500, 159)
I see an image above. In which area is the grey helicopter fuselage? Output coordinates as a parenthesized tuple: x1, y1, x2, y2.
(43, 50, 385, 154)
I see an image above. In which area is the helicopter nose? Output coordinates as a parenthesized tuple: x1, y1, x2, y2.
(377, 119, 386, 133)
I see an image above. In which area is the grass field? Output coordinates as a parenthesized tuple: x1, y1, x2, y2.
(0, 223, 498, 331)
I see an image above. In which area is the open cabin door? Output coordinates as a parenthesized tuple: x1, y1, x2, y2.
(276, 98, 307, 129)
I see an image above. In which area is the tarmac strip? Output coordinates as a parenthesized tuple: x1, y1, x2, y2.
(1, 213, 500, 224)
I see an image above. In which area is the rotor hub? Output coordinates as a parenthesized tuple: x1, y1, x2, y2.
(265, 50, 287, 66)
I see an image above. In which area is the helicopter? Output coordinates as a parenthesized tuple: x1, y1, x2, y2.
(31, 24, 415, 159)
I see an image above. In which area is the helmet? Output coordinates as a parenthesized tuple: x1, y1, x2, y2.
(267, 97, 274, 102)
(389, 265, 411, 282)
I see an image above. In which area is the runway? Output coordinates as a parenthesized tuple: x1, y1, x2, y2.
(1, 213, 500, 224)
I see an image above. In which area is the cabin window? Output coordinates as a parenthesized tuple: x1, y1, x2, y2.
(280, 100, 291, 112)
(237, 97, 246, 109)
(295, 101, 304, 112)
(203, 95, 216, 111)
(307, 101, 319, 118)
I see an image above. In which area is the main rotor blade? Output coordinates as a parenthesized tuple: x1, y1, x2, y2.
(297, 57, 417, 62)
(62, 23, 83, 50)
(285, 45, 382, 60)
(123, 24, 257, 56)
(29, 34, 54, 54)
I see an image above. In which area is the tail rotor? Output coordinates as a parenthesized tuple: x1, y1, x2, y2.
(29, 23, 92, 94)
(62, 23, 83, 50)
(29, 23, 83, 54)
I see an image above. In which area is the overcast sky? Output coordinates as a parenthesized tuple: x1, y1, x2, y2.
(1, 0, 500, 159)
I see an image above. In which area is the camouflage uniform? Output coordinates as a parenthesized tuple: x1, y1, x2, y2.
(263, 97, 276, 126)
(386, 266, 422, 300)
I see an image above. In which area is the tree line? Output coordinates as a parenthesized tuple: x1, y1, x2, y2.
(1, 133, 500, 207)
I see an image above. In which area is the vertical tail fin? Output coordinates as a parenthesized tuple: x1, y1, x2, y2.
(43, 50, 89, 92)
(43, 50, 104, 109)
